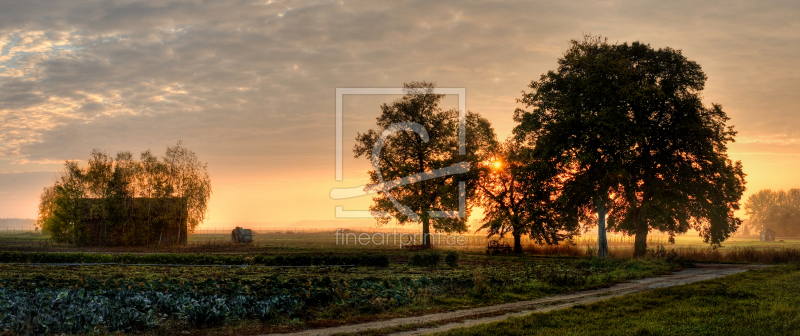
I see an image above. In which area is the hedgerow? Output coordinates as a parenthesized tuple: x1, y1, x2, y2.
(408, 251, 441, 267)
(0, 252, 389, 267)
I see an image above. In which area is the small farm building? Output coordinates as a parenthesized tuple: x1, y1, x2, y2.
(760, 228, 776, 242)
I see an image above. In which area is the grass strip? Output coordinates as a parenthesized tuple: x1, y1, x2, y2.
(432, 265, 800, 336)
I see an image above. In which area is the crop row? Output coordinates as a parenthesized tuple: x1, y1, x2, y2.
(0, 286, 298, 334)
(0, 251, 390, 267)
(0, 274, 474, 335)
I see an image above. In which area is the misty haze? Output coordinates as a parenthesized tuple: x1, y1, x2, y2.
(1, 1, 799, 335)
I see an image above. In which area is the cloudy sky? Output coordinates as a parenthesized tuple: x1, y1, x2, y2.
(1, 0, 799, 228)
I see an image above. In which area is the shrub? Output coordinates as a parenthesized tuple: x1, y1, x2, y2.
(408, 251, 440, 267)
(445, 250, 459, 267)
(469, 267, 490, 298)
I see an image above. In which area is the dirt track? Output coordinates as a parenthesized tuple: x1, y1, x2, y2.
(266, 263, 768, 336)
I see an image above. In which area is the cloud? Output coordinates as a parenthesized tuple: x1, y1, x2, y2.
(738, 136, 800, 145)
(1, 0, 800, 220)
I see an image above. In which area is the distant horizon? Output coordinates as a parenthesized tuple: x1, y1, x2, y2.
(0, 216, 756, 239)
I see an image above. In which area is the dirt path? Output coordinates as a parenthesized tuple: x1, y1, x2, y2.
(265, 264, 768, 336)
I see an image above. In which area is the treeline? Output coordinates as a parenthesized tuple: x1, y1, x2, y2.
(745, 189, 800, 237)
(0, 251, 390, 267)
(38, 142, 212, 246)
(356, 36, 745, 258)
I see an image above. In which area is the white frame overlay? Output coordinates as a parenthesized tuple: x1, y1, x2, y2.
(333, 87, 467, 218)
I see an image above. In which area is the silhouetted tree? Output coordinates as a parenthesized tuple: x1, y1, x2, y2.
(475, 140, 578, 253)
(354, 82, 496, 245)
(39, 161, 87, 244)
(162, 142, 212, 232)
(514, 35, 745, 257)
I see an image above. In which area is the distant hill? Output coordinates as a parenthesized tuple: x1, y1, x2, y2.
(0, 218, 36, 229)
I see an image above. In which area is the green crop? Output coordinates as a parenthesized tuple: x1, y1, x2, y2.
(0, 251, 390, 267)
(0, 273, 471, 334)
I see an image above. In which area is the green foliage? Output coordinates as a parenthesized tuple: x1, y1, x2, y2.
(253, 254, 390, 267)
(38, 143, 212, 246)
(408, 251, 441, 267)
(525, 261, 589, 286)
(445, 250, 459, 267)
(353, 82, 497, 243)
(517, 257, 676, 289)
(745, 189, 800, 236)
(476, 141, 578, 250)
(0, 252, 389, 267)
(514, 35, 745, 256)
(433, 266, 800, 336)
(0, 274, 428, 334)
(0, 255, 680, 335)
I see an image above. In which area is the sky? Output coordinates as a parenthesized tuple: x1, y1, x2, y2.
(1, 0, 799, 230)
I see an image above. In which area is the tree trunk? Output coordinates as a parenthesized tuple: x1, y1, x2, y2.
(595, 198, 609, 259)
(422, 214, 431, 246)
(633, 225, 648, 257)
(513, 233, 522, 253)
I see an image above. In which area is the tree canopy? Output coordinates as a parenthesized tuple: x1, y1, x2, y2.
(354, 82, 496, 245)
(745, 189, 800, 237)
(38, 142, 212, 246)
(514, 35, 746, 257)
(475, 140, 578, 252)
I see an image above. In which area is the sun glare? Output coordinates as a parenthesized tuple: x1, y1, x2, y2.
(492, 160, 503, 170)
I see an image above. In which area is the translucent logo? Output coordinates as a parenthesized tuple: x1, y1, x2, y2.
(331, 88, 468, 219)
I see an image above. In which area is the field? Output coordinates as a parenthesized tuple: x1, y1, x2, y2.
(0, 229, 799, 335)
(3, 229, 800, 262)
(433, 264, 800, 336)
(0, 242, 681, 335)
(3, 227, 800, 250)
(0, 253, 680, 335)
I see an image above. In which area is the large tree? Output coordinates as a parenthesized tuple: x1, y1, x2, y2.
(515, 35, 745, 257)
(475, 140, 578, 253)
(354, 82, 495, 245)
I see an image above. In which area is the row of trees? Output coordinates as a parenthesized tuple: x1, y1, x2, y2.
(38, 142, 212, 246)
(745, 189, 800, 236)
(356, 35, 746, 257)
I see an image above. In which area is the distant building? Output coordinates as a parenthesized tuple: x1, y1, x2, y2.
(760, 228, 776, 242)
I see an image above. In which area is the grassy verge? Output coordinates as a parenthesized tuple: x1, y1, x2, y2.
(433, 265, 800, 336)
